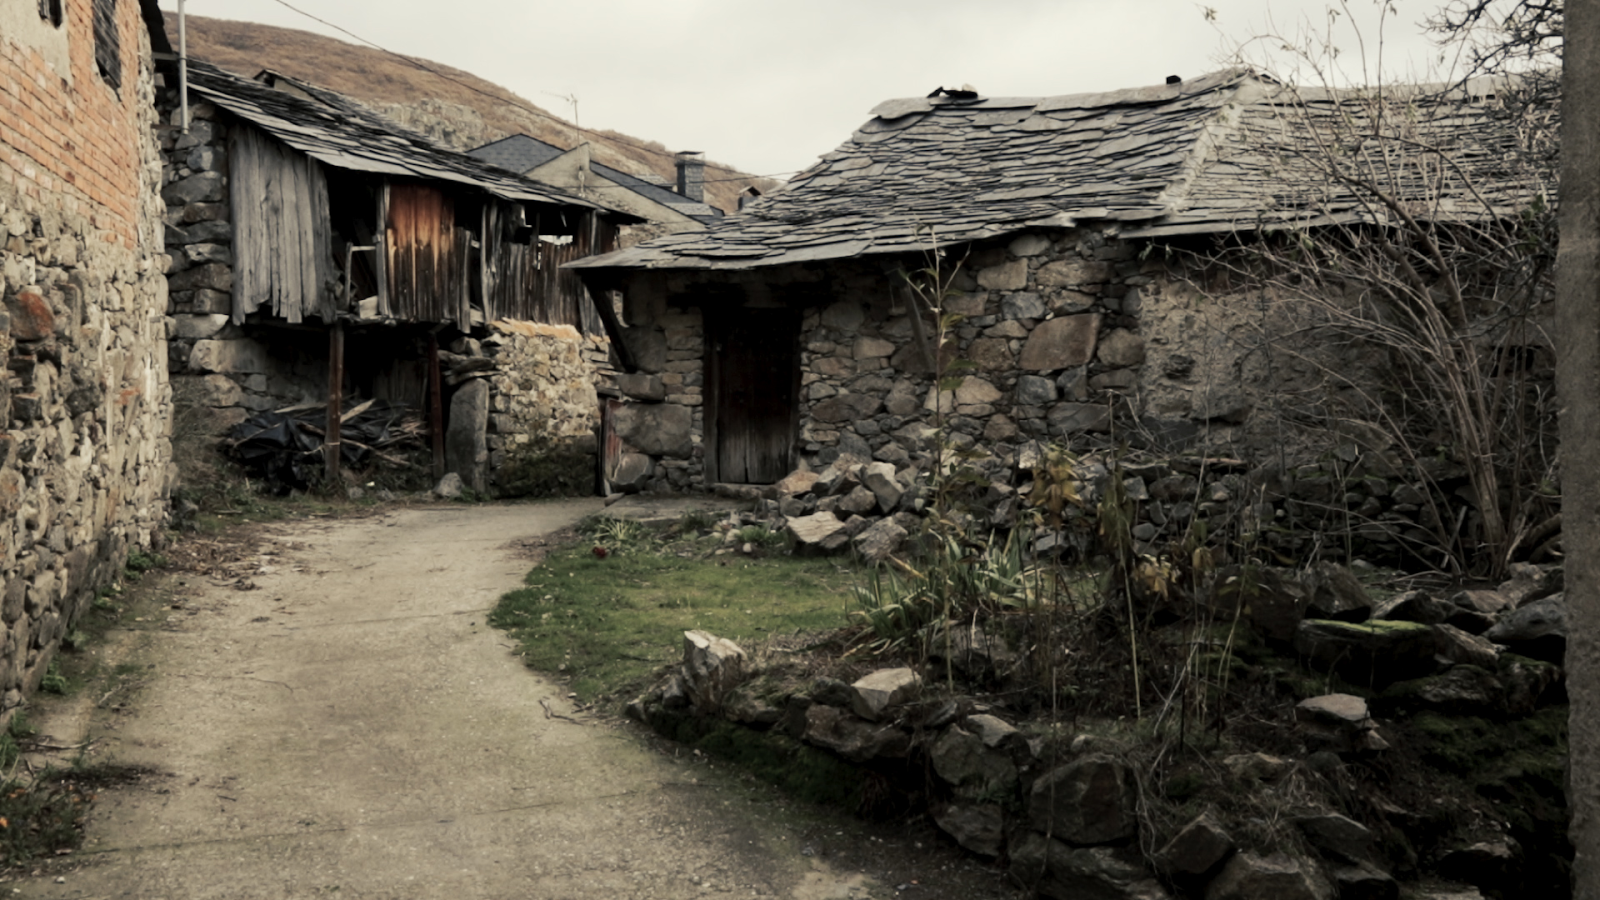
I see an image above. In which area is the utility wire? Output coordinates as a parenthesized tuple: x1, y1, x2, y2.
(263, 0, 797, 184)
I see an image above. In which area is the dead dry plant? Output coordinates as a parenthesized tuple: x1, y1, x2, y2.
(1192, 26, 1559, 578)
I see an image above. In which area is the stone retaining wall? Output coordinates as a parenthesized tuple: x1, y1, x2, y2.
(1, 5, 172, 716)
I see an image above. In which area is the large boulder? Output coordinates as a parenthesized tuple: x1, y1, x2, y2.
(1302, 562, 1373, 622)
(853, 519, 908, 563)
(1293, 811, 1374, 864)
(930, 723, 1019, 799)
(1484, 593, 1566, 664)
(1205, 853, 1334, 900)
(773, 469, 821, 497)
(932, 803, 1005, 857)
(1371, 590, 1451, 625)
(1211, 566, 1310, 644)
(1329, 863, 1399, 900)
(445, 379, 490, 493)
(787, 512, 849, 554)
(608, 452, 653, 492)
(1432, 623, 1499, 668)
(614, 402, 693, 458)
(926, 622, 1020, 682)
(1295, 694, 1387, 753)
(1011, 833, 1171, 900)
(850, 668, 920, 721)
(681, 631, 746, 713)
(801, 704, 910, 762)
(615, 372, 666, 402)
(1293, 619, 1437, 687)
(1158, 811, 1235, 877)
(1027, 753, 1137, 845)
(1019, 314, 1102, 371)
(860, 462, 904, 511)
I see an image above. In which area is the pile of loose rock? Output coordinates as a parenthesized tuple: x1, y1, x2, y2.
(627, 556, 1569, 900)
(743, 440, 1535, 578)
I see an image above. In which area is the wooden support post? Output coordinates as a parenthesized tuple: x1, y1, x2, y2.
(325, 321, 345, 482)
(429, 332, 445, 481)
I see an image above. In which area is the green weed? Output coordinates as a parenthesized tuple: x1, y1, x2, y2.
(39, 662, 67, 696)
(0, 764, 147, 866)
(849, 527, 1044, 657)
(735, 525, 789, 552)
(579, 515, 651, 552)
(124, 550, 166, 577)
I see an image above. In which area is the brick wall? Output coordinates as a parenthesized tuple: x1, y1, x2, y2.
(0, 0, 172, 715)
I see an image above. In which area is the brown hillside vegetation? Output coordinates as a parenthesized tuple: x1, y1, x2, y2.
(166, 13, 773, 213)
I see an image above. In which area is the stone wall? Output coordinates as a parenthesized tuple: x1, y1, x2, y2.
(482, 321, 601, 496)
(611, 293, 706, 493)
(157, 95, 286, 440)
(0, 1, 172, 715)
(604, 225, 1503, 564)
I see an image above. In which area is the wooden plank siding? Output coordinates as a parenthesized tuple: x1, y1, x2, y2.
(480, 207, 616, 336)
(230, 128, 618, 335)
(385, 184, 463, 327)
(230, 124, 333, 324)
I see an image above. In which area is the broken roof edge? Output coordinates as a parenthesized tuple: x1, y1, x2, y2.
(185, 62, 644, 223)
(865, 68, 1260, 122)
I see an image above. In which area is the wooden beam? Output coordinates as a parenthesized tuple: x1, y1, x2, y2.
(324, 321, 345, 483)
(429, 332, 445, 482)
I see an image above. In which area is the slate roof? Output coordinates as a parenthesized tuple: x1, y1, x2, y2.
(467, 135, 724, 223)
(569, 69, 1548, 271)
(185, 62, 633, 216)
(469, 134, 569, 173)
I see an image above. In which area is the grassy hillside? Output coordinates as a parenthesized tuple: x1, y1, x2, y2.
(166, 13, 772, 213)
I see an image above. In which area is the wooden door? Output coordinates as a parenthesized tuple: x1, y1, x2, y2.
(710, 308, 799, 484)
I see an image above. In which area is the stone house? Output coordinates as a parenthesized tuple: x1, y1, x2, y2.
(1, 0, 172, 716)
(160, 61, 643, 494)
(470, 135, 723, 245)
(567, 69, 1548, 506)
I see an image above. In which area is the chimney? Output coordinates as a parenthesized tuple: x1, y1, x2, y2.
(675, 151, 705, 203)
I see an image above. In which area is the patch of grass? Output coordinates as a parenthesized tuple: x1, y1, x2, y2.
(0, 764, 148, 867)
(490, 544, 857, 701)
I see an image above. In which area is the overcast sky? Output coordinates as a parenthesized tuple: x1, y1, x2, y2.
(158, 1, 1466, 178)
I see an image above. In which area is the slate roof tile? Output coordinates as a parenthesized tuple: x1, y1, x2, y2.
(570, 68, 1548, 271)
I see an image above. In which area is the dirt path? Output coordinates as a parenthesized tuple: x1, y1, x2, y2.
(7, 500, 1013, 899)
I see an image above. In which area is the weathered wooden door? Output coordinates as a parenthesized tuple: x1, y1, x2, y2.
(710, 308, 799, 484)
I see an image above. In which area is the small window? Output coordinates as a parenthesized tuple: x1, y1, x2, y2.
(93, 0, 121, 89)
(37, 0, 63, 27)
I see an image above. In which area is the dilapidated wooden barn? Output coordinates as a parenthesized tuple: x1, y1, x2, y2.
(162, 61, 639, 488)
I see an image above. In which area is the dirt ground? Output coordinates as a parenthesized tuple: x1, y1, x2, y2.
(4, 499, 1021, 900)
